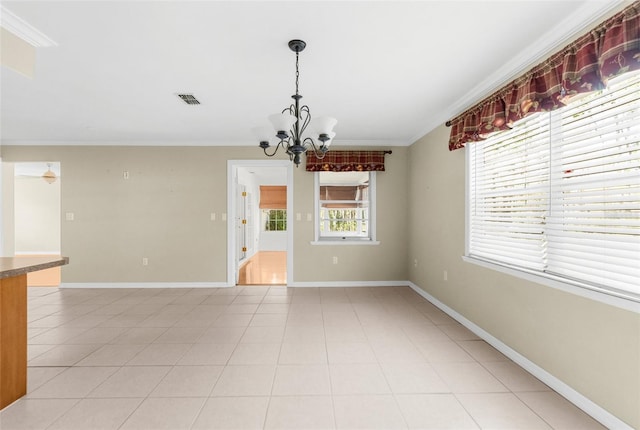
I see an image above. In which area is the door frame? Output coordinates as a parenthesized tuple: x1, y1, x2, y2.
(227, 160, 293, 286)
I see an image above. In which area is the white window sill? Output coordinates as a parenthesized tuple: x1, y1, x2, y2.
(462, 255, 640, 313)
(311, 240, 380, 246)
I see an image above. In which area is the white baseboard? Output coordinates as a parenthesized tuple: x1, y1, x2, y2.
(59, 281, 410, 289)
(407, 281, 632, 430)
(60, 282, 230, 289)
(288, 280, 410, 288)
(15, 251, 61, 255)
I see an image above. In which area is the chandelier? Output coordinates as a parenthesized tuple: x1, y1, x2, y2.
(253, 39, 337, 166)
(42, 163, 57, 184)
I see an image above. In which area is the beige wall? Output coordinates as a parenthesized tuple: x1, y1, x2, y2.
(1, 162, 16, 256)
(0, 145, 408, 284)
(407, 124, 639, 428)
(15, 175, 61, 253)
(0, 27, 35, 78)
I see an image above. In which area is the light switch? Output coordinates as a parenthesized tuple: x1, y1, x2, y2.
(65, 212, 74, 221)
(222, 213, 227, 221)
(296, 213, 302, 221)
(306, 213, 312, 221)
(210, 212, 216, 221)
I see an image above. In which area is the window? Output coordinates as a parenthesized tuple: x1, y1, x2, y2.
(263, 209, 286, 231)
(315, 171, 376, 242)
(467, 73, 640, 299)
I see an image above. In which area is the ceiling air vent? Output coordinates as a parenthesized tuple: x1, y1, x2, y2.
(177, 94, 200, 105)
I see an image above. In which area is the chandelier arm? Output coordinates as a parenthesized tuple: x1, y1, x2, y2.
(299, 105, 311, 137)
(302, 137, 328, 159)
(282, 105, 295, 115)
(262, 139, 289, 157)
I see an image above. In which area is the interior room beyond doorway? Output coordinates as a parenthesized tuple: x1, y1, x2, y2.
(235, 165, 288, 286)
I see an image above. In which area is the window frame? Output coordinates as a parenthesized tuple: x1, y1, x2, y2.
(464, 74, 640, 312)
(312, 171, 379, 245)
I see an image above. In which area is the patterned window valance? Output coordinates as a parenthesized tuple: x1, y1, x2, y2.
(448, 2, 640, 150)
(306, 150, 391, 172)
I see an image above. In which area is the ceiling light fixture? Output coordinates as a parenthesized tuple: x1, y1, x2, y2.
(42, 163, 56, 184)
(253, 39, 337, 167)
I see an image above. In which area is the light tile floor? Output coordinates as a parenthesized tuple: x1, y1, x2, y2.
(0, 286, 605, 430)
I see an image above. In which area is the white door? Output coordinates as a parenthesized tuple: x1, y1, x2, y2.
(236, 184, 247, 264)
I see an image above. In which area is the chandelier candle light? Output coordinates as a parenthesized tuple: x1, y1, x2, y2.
(253, 39, 337, 166)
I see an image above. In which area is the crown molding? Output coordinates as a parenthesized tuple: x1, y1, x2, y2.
(0, 138, 410, 147)
(1, 6, 57, 47)
(408, 0, 631, 145)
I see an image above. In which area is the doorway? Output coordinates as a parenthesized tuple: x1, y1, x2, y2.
(227, 160, 293, 286)
(13, 162, 62, 286)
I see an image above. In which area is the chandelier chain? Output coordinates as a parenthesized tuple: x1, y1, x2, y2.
(295, 51, 300, 96)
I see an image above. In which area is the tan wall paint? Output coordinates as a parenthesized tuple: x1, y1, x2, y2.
(1, 145, 407, 284)
(0, 28, 35, 78)
(407, 124, 639, 428)
(1, 162, 16, 256)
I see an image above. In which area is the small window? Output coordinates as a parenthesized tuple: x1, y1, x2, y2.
(315, 171, 376, 241)
(263, 209, 287, 231)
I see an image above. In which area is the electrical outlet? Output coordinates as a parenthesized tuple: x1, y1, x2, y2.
(296, 213, 302, 221)
(142, 257, 149, 266)
(306, 213, 312, 221)
(332, 256, 338, 265)
(222, 213, 227, 221)
(414, 259, 418, 268)
(65, 212, 74, 221)
(210, 212, 216, 221)
(123, 171, 130, 179)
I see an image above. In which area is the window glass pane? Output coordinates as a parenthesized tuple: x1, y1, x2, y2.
(263, 209, 287, 231)
(317, 171, 373, 239)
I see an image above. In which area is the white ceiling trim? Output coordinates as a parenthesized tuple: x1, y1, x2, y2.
(1, 5, 57, 47)
(1, 139, 406, 147)
(408, 0, 630, 145)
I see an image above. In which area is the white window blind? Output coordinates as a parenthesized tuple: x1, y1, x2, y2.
(547, 75, 640, 294)
(468, 72, 640, 298)
(469, 113, 550, 271)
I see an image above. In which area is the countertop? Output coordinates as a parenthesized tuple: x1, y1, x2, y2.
(0, 256, 69, 280)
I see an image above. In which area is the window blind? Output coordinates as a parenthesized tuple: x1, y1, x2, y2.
(546, 74, 640, 294)
(468, 72, 640, 298)
(469, 112, 550, 271)
(259, 186, 287, 209)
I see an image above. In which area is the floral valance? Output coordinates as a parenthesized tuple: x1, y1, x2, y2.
(449, 2, 640, 151)
(306, 150, 390, 172)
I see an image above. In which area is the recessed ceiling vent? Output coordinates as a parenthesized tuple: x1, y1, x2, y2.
(177, 94, 200, 105)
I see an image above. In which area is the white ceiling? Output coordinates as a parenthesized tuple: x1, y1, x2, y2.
(0, 1, 628, 148)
